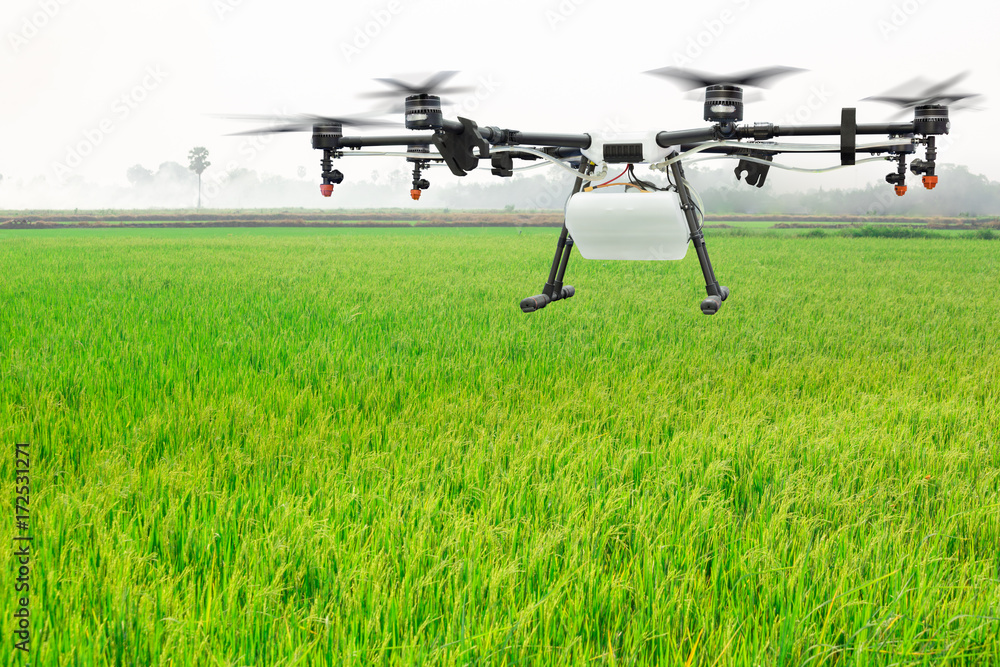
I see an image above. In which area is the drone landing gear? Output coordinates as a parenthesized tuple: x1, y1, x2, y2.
(520, 159, 729, 316)
(670, 159, 730, 315)
(519, 162, 592, 313)
(520, 225, 577, 313)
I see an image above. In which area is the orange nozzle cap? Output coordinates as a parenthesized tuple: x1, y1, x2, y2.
(923, 175, 938, 190)
(410, 189, 421, 200)
(319, 184, 334, 197)
(895, 185, 907, 196)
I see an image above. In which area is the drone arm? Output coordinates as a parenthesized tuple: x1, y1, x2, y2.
(338, 124, 485, 150)
(338, 134, 437, 148)
(677, 141, 912, 156)
(657, 122, 916, 149)
(767, 122, 914, 138)
(506, 131, 592, 149)
(656, 128, 720, 147)
(545, 147, 583, 158)
(338, 127, 591, 151)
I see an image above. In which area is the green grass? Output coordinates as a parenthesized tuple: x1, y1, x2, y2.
(1, 228, 998, 666)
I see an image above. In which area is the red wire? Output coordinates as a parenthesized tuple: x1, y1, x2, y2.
(596, 165, 630, 187)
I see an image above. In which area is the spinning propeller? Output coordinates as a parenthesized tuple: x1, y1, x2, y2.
(863, 72, 982, 119)
(360, 70, 476, 103)
(644, 66, 806, 90)
(359, 71, 478, 129)
(221, 113, 396, 136)
(644, 66, 805, 122)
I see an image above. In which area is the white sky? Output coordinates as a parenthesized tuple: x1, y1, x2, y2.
(1, 0, 997, 201)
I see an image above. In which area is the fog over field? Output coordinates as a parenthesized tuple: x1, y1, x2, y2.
(1, 0, 997, 212)
(3, 160, 999, 218)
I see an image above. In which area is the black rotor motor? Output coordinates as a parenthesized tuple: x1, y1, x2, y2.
(311, 122, 343, 150)
(704, 85, 744, 123)
(405, 94, 444, 130)
(913, 104, 950, 135)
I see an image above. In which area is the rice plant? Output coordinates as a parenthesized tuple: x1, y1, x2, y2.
(1, 228, 998, 666)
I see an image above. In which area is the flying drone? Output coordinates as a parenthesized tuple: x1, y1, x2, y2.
(227, 68, 978, 315)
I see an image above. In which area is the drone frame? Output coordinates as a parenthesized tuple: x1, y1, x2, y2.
(249, 77, 954, 315)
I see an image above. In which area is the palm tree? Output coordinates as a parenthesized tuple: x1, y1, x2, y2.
(187, 147, 211, 208)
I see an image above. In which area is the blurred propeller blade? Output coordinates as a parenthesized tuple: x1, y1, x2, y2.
(922, 71, 969, 98)
(360, 70, 476, 99)
(863, 72, 981, 114)
(218, 113, 398, 136)
(645, 66, 805, 89)
(421, 70, 460, 92)
(229, 123, 311, 136)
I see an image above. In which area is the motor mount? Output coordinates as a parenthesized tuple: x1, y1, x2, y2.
(405, 94, 444, 130)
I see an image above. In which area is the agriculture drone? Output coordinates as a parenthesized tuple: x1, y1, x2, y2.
(227, 68, 977, 315)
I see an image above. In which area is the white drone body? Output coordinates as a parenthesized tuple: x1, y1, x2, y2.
(569, 130, 689, 261)
(580, 130, 676, 166)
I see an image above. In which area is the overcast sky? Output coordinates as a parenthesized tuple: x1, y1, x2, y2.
(1, 0, 997, 205)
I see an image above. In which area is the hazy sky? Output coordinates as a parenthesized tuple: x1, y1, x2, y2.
(1, 0, 997, 204)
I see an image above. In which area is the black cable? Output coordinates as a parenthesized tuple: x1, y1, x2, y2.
(683, 177, 704, 232)
(626, 164, 670, 192)
(627, 164, 643, 189)
(665, 165, 677, 190)
(624, 164, 644, 191)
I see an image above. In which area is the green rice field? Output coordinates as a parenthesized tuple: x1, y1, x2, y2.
(1, 227, 998, 665)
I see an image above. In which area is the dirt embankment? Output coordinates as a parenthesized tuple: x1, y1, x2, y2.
(1, 212, 562, 228)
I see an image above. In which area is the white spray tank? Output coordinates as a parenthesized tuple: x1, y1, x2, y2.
(564, 190, 690, 261)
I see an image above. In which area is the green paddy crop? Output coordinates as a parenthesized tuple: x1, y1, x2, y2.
(1, 227, 998, 666)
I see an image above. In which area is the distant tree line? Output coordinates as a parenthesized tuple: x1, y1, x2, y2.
(112, 161, 1000, 215)
(691, 164, 1000, 218)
